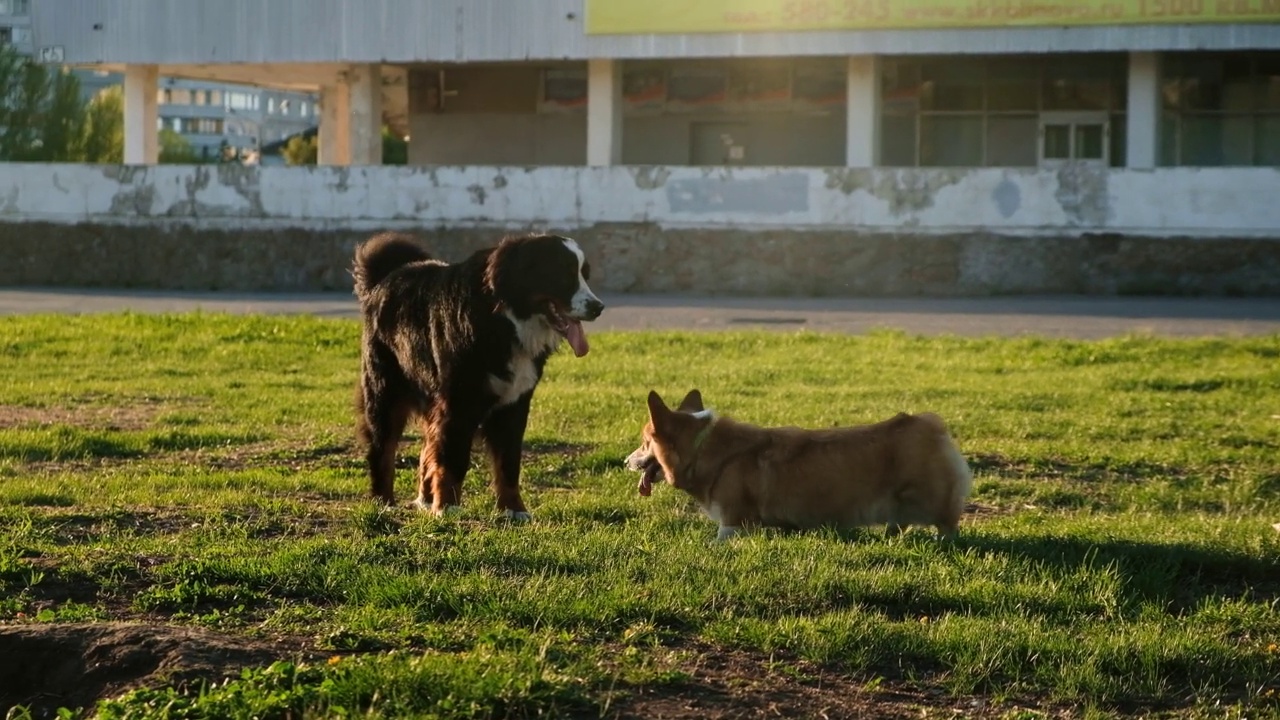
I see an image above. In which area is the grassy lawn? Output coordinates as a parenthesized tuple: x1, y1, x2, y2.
(1, 312, 1278, 719)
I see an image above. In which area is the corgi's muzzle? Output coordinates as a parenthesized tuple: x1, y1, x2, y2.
(625, 445, 663, 497)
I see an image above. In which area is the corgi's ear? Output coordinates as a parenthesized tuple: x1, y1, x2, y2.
(676, 389, 704, 413)
(647, 390, 670, 423)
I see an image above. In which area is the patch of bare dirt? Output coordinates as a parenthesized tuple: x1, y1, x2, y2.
(0, 396, 198, 432)
(0, 622, 318, 718)
(0, 625, 1192, 720)
(598, 645, 1080, 719)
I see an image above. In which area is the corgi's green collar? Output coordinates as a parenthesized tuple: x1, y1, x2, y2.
(691, 415, 717, 455)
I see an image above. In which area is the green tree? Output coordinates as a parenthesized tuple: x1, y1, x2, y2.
(159, 128, 199, 163)
(382, 126, 407, 164)
(283, 128, 406, 165)
(40, 68, 86, 161)
(283, 134, 317, 165)
(0, 58, 48, 160)
(0, 45, 94, 161)
(82, 86, 124, 163)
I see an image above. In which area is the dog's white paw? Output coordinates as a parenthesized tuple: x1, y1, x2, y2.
(502, 509, 532, 523)
(715, 525, 741, 542)
(412, 498, 462, 517)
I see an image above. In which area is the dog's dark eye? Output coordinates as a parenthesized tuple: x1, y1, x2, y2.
(582, 262, 591, 280)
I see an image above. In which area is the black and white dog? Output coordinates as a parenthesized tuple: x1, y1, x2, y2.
(352, 232, 604, 519)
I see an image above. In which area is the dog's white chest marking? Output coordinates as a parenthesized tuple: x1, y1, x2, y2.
(504, 309, 560, 357)
(702, 501, 725, 525)
(489, 311, 559, 407)
(489, 349, 539, 407)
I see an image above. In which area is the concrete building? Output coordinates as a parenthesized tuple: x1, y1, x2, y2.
(0, 0, 33, 56)
(28, 0, 1280, 170)
(10, 0, 1280, 296)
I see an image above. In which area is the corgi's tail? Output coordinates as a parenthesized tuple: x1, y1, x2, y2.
(918, 412, 974, 520)
(942, 437, 974, 514)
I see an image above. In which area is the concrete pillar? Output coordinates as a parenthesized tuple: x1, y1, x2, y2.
(586, 58, 622, 166)
(123, 64, 159, 164)
(348, 64, 383, 165)
(845, 55, 880, 168)
(1126, 52, 1161, 169)
(319, 64, 383, 166)
(319, 82, 350, 165)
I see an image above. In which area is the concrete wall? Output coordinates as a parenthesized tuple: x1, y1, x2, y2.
(1, 163, 1278, 296)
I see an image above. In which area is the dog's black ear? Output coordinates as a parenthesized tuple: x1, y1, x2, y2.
(676, 389, 704, 413)
(484, 237, 534, 314)
(647, 390, 669, 421)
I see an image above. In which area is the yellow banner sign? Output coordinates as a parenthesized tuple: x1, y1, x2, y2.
(586, 0, 1280, 34)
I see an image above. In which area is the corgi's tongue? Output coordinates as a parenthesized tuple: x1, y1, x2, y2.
(638, 464, 658, 497)
(564, 319, 589, 357)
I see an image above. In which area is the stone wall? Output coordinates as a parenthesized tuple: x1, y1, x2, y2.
(1, 163, 1277, 296)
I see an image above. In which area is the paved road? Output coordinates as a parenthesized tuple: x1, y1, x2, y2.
(3, 287, 1280, 338)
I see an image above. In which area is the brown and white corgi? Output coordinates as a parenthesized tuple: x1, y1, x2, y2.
(625, 390, 972, 541)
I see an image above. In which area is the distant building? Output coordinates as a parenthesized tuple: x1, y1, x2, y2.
(76, 71, 317, 163)
(0, 0, 32, 55)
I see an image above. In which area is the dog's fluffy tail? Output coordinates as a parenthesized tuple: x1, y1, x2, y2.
(942, 437, 973, 513)
(352, 232, 431, 296)
(918, 412, 974, 519)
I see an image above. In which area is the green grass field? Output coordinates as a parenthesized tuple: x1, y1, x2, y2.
(1, 313, 1278, 719)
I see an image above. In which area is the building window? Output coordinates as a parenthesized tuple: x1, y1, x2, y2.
(169, 88, 191, 105)
(267, 97, 276, 114)
(539, 69, 588, 113)
(1161, 52, 1280, 167)
(880, 54, 1127, 168)
(299, 101, 308, 116)
(0, 27, 12, 45)
(280, 99, 290, 114)
(174, 117, 223, 134)
(226, 92, 253, 110)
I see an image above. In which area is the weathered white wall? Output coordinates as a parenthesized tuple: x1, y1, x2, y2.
(1, 163, 1278, 238)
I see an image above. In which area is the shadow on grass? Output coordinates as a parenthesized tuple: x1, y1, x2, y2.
(959, 532, 1280, 611)
(968, 452, 1197, 485)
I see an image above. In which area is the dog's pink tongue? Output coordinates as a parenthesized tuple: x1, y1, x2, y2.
(638, 465, 657, 497)
(565, 319, 589, 357)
